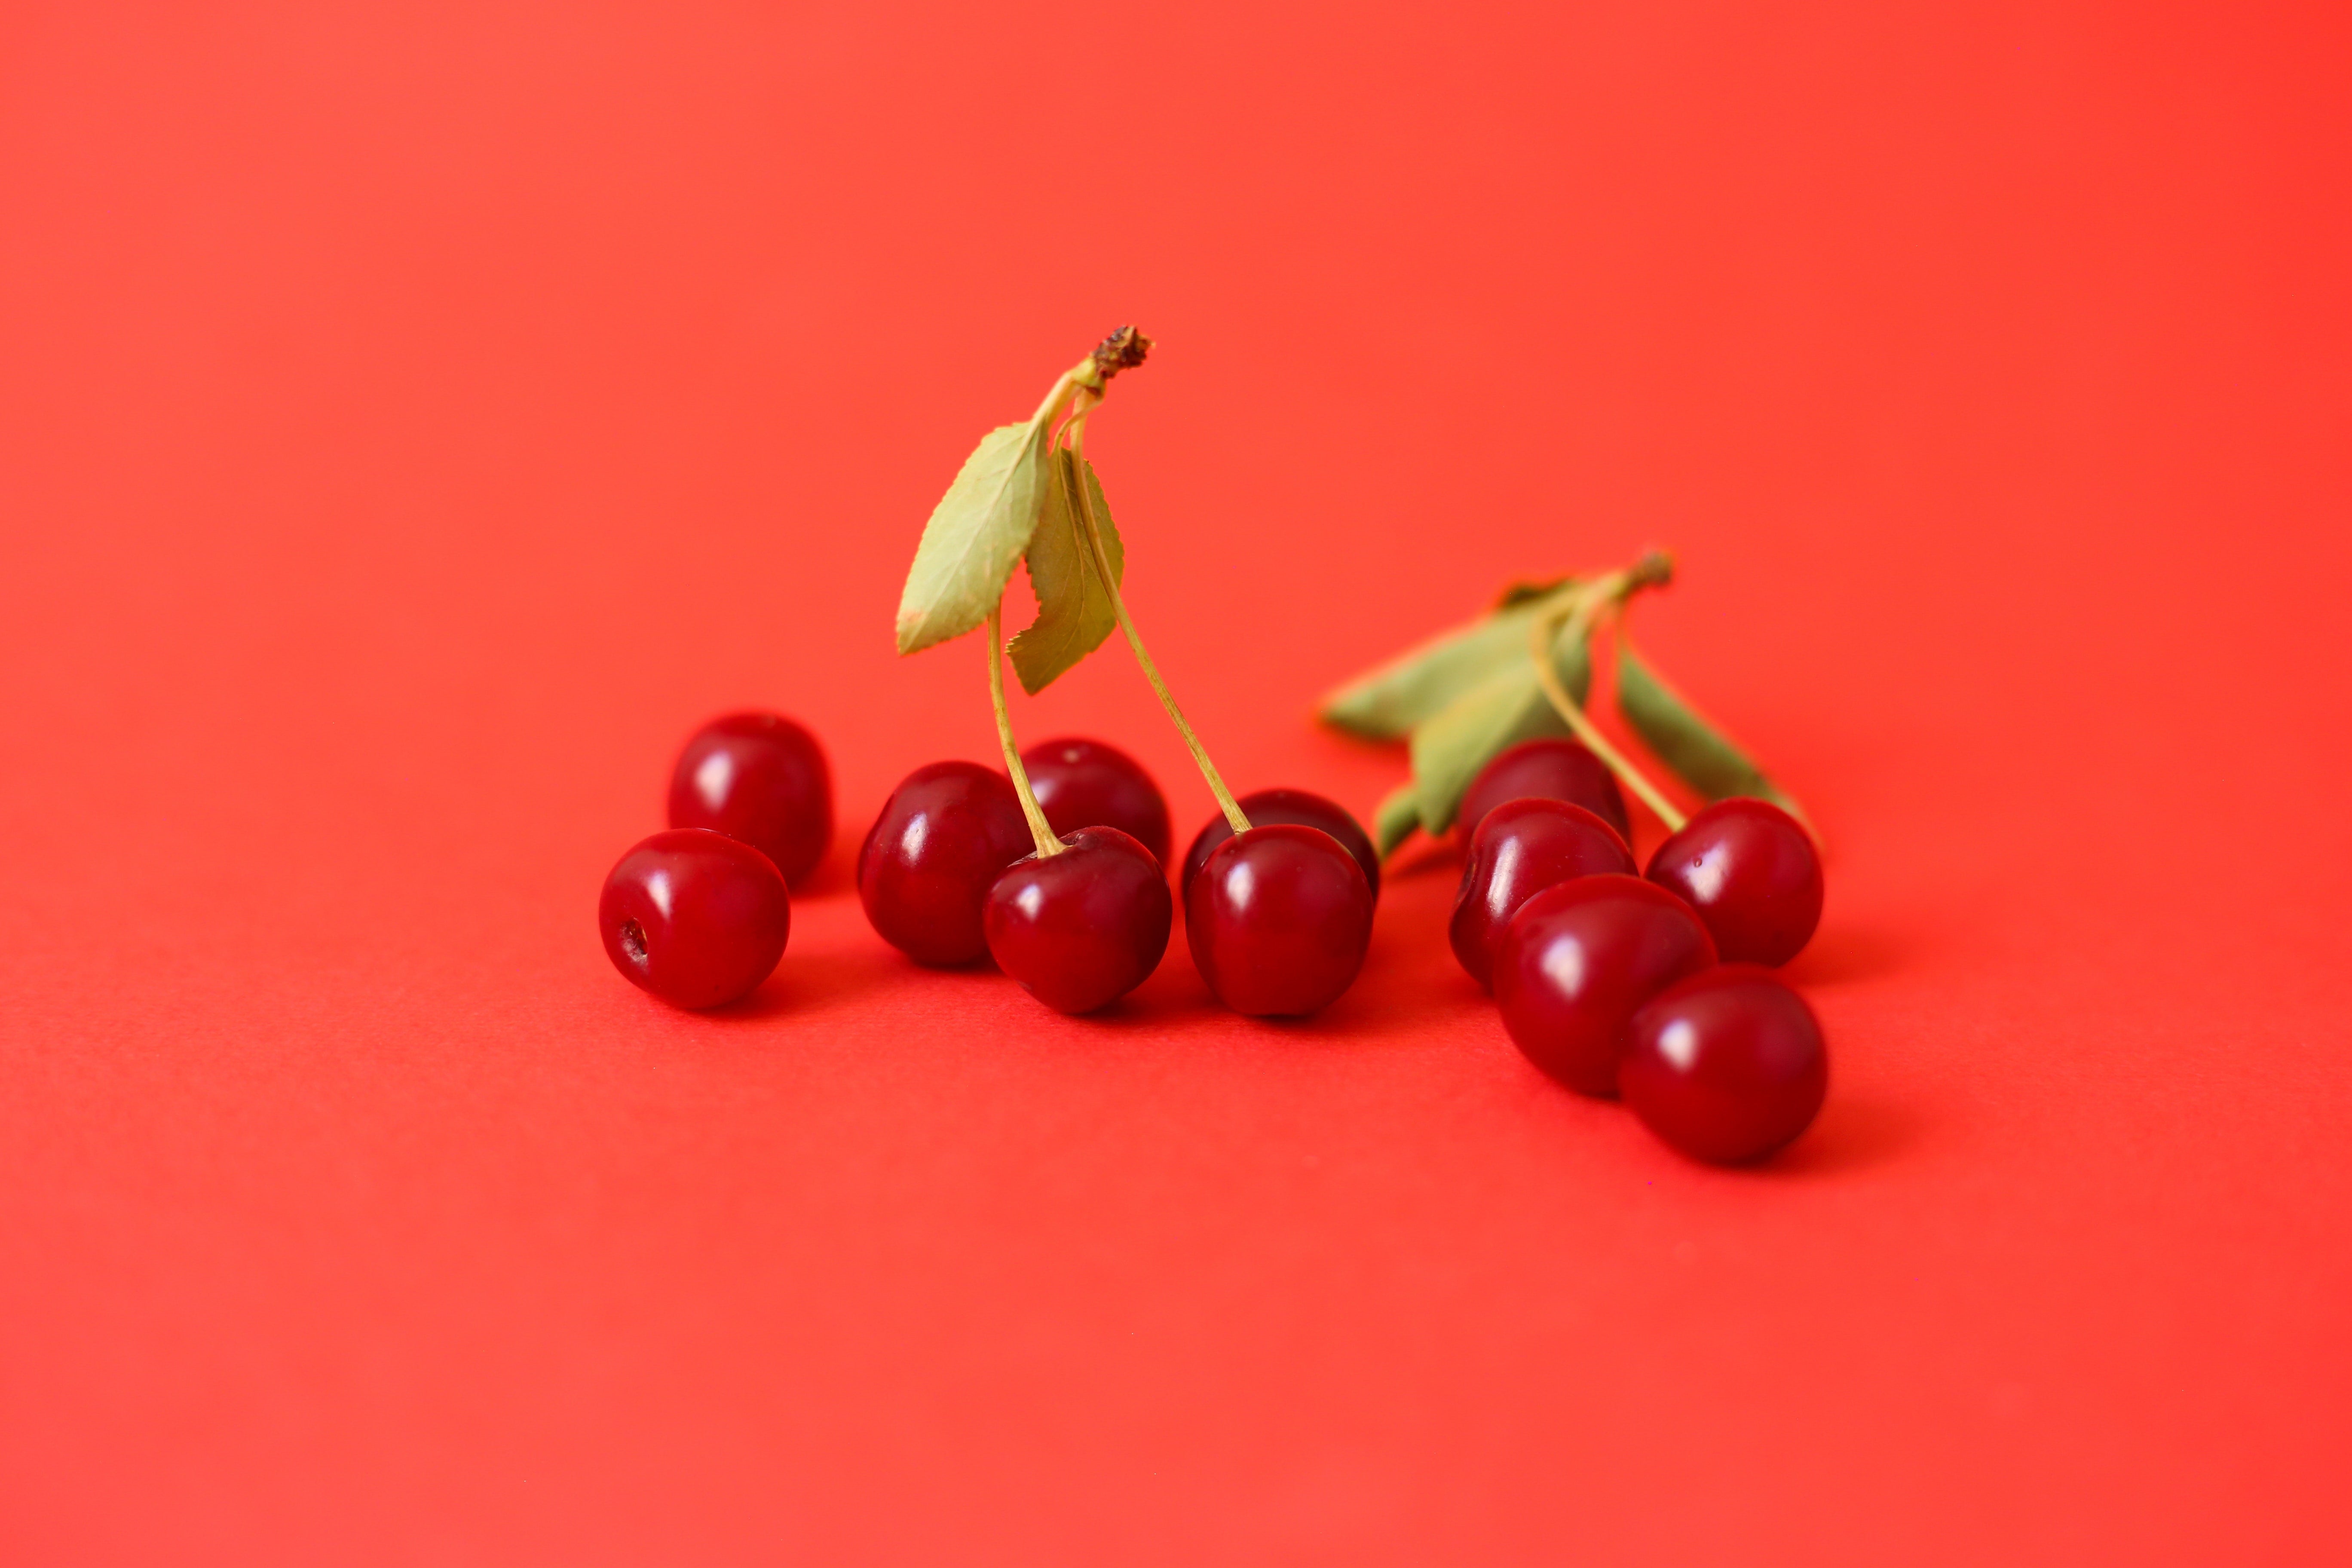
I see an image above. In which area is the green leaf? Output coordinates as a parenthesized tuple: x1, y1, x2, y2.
(1319, 585, 1577, 741)
(1406, 623, 1592, 835)
(1008, 450, 1125, 695)
(895, 421, 1050, 656)
(1615, 637, 1802, 817)
(1373, 781, 1421, 858)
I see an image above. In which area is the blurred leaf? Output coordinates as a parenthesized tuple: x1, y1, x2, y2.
(1320, 584, 1578, 740)
(895, 421, 1050, 656)
(1373, 782, 1421, 858)
(1615, 636, 1801, 816)
(1008, 450, 1125, 694)
(1406, 623, 1592, 835)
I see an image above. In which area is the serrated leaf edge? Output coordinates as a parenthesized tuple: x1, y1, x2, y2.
(894, 420, 1050, 656)
(1007, 450, 1124, 695)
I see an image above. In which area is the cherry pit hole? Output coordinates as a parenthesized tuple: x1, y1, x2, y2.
(618, 919, 649, 968)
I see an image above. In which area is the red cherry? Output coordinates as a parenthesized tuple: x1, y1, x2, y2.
(1622, 965, 1828, 1163)
(1020, 737, 1171, 870)
(667, 712, 833, 886)
(1449, 799, 1635, 991)
(1185, 824, 1375, 1016)
(1492, 873, 1716, 1096)
(1179, 787, 1381, 903)
(858, 761, 1032, 966)
(1645, 797, 1823, 966)
(1460, 738, 1630, 843)
(984, 827, 1173, 1013)
(599, 829, 791, 1009)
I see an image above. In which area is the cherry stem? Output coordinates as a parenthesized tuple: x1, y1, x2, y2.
(1027, 327, 1151, 443)
(966, 331, 1156, 862)
(1528, 567, 1689, 833)
(1063, 390, 1254, 837)
(986, 600, 1065, 858)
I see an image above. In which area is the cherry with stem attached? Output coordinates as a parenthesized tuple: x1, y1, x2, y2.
(1646, 796, 1822, 967)
(1523, 558, 1824, 967)
(1180, 787, 1380, 903)
(986, 825, 1170, 1014)
(979, 603, 1170, 1013)
(1187, 824, 1374, 1017)
(1054, 347, 1373, 1017)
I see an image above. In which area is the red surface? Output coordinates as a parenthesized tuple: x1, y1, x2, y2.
(3, 2, 2349, 1561)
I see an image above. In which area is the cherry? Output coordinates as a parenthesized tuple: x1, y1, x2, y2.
(1622, 965, 1828, 1163)
(1449, 798, 1636, 991)
(1460, 738, 1631, 844)
(1645, 797, 1823, 967)
(858, 761, 1032, 966)
(1020, 737, 1172, 870)
(599, 828, 791, 1009)
(1179, 787, 1381, 903)
(1492, 873, 1717, 1096)
(667, 712, 833, 887)
(1185, 824, 1375, 1017)
(984, 827, 1172, 1013)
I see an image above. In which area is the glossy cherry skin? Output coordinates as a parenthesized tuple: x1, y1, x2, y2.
(1623, 965, 1828, 1163)
(1185, 824, 1375, 1017)
(858, 761, 1033, 966)
(1492, 873, 1717, 1096)
(1449, 799, 1636, 991)
(1645, 797, 1823, 967)
(599, 829, 791, 1009)
(1020, 737, 1171, 870)
(667, 712, 833, 886)
(1179, 787, 1381, 903)
(985, 827, 1173, 1013)
(1460, 738, 1630, 844)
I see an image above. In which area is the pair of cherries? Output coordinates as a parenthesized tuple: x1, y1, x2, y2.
(597, 713, 830, 1008)
(1446, 738, 1830, 1164)
(859, 741, 1379, 1017)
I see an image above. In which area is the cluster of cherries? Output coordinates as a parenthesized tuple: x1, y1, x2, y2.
(866, 747, 1378, 1019)
(597, 714, 1380, 1020)
(1446, 737, 1829, 1163)
(597, 715, 1828, 1165)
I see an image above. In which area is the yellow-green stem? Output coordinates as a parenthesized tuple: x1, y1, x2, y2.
(1064, 399, 1252, 836)
(1026, 365, 1089, 438)
(987, 601, 1064, 857)
(1529, 591, 1689, 833)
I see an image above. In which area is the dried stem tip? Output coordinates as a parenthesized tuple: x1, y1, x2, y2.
(1625, 549, 1675, 593)
(1090, 326, 1152, 383)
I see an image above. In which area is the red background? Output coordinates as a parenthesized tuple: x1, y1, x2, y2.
(3, 1, 2348, 1560)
